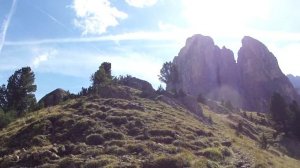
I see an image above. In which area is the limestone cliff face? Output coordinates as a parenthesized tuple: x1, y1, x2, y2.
(238, 36, 299, 112)
(170, 34, 299, 112)
(172, 34, 241, 107)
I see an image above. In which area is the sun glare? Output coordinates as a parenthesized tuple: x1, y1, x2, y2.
(182, 0, 271, 36)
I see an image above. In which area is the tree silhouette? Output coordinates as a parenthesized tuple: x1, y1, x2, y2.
(6, 67, 37, 116)
(158, 62, 178, 84)
(91, 62, 112, 86)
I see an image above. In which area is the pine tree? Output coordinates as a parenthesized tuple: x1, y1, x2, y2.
(91, 62, 112, 86)
(6, 67, 37, 116)
(0, 84, 7, 111)
(158, 62, 178, 84)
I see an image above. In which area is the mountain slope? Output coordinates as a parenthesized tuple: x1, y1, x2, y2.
(0, 85, 299, 167)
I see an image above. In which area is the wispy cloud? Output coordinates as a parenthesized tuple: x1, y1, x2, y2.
(4, 28, 300, 48)
(32, 49, 57, 69)
(0, 0, 17, 55)
(72, 0, 128, 35)
(4, 31, 188, 46)
(125, 0, 158, 8)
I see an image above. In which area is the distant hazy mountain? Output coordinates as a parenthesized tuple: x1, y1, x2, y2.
(287, 74, 300, 94)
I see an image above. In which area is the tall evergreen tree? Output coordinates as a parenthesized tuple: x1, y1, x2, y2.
(6, 67, 37, 116)
(91, 62, 112, 86)
(158, 61, 178, 84)
(0, 84, 7, 111)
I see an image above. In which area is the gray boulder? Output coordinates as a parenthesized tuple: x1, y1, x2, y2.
(38, 88, 69, 107)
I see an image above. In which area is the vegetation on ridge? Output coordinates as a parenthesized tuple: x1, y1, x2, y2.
(0, 62, 300, 167)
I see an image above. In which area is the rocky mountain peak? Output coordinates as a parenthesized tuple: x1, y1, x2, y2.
(170, 34, 299, 112)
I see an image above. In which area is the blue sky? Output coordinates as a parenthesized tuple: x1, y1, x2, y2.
(0, 0, 300, 100)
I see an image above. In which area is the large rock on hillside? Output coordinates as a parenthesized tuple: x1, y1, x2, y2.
(172, 34, 241, 107)
(38, 88, 69, 107)
(118, 76, 155, 97)
(169, 34, 299, 112)
(237, 36, 299, 112)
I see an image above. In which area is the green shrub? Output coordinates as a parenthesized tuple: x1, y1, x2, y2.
(86, 134, 105, 145)
(103, 131, 124, 140)
(84, 160, 108, 168)
(104, 140, 126, 147)
(92, 112, 107, 120)
(31, 135, 51, 146)
(255, 163, 268, 168)
(0, 111, 15, 129)
(148, 129, 176, 137)
(127, 127, 141, 136)
(58, 157, 81, 168)
(192, 158, 207, 168)
(202, 148, 223, 161)
(106, 116, 128, 126)
(142, 155, 190, 168)
(221, 147, 232, 157)
(127, 144, 147, 154)
(152, 136, 175, 144)
(105, 145, 127, 155)
(83, 148, 104, 157)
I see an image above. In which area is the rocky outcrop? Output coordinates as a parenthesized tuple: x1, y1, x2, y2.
(170, 34, 299, 112)
(237, 36, 299, 112)
(172, 34, 241, 107)
(118, 76, 155, 95)
(38, 88, 69, 107)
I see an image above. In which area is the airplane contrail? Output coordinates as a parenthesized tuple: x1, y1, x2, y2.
(0, 0, 18, 55)
(32, 4, 70, 32)
(4, 31, 184, 46)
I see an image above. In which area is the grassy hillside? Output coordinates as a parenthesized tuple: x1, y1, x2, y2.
(0, 85, 299, 168)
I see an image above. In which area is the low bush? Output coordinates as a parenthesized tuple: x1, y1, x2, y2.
(221, 147, 232, 157)
(106, 116, 128, 126)
(58, 157, 82, 168)
(142, 155, 190, 168)
(84, 159, 108, 168)
(104, 140, 126, 147)
(31, 135, 51, 146)
(0, 110, 15, 129)
(103, 131, 125, 140)
(202, 148, 224, 161)
(86, 134, 105, 145)
(152, 136, 175, 144)
(105, 145, 127, 155)
(127, 127, 141, 136)
(127, 144, 147, 154)
(148, 129, 176, 137)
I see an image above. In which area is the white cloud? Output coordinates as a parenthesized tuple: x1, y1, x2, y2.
(72, 0, 128, 35)
(0, 0, 17, 55)
(32, 54, 49, 68)
(125, 0, 158, 8)
(31, 48, 57, 69)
